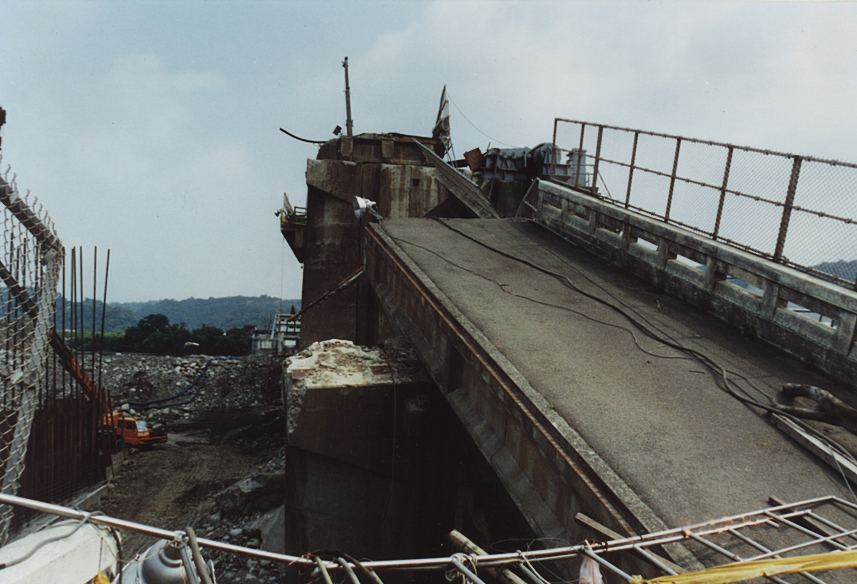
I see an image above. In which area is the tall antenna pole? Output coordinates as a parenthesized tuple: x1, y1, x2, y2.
(342, 57, 353, 137)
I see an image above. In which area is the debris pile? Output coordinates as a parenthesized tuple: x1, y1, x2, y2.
(100, 353, 280, 418)
(97, 353, 288, 583)
(192, 450, 287, 583)
(284, 338, 426, 433)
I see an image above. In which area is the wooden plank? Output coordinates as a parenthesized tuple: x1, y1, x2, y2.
(767, 495, 844, 546)
(415, 141, 500, 219)
(771, 413, 857, 485)
(574, 512, 686, 575)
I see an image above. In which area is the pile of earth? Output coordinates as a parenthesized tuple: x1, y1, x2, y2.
(100, 352, 282, 418)
(95, 352, 289, 583)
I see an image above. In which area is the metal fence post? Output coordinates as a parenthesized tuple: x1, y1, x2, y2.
(625, 131, 639, 208)
(773, 156, 802, 262)
(592, 126, 603, 192)
(551, 118, 558, 178)
(665, 138, 682, 222)
(576, 124, 586, 187)
(713, 146, 733, 240)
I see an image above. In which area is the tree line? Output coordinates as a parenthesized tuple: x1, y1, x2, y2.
(56, 294, 300, 334)
(67, 313, 253, 356)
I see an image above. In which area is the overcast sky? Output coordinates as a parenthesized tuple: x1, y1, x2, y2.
(2, 1, 856, 303)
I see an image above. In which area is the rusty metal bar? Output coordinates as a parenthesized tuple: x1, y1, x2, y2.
(713, 146, 733, 241)
(625, 131, 639, 208)
(592, 126, 603, 192)
(553, 117, 856, 168)
(773, 156, 802, 261)
(576, 124, 586, 187)
(98, 249, 110, 398)
(664, 137, 682, 222)
(551, 119, 558, 178)
(0, 175, 62, 255)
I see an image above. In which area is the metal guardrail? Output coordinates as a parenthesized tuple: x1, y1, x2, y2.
(551, 119, 857, 291)
(522, 178, 857, 389)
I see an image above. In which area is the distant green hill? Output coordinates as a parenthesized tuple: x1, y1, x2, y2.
(56, 295, 301, 334)
(813, 260, 857, 284)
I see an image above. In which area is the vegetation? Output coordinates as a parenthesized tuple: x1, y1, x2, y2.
(54, 295, 301, 356)
(56, 295, 300, 334)
(67, 313, 254, 356)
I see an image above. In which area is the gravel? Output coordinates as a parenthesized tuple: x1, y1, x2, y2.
(99, 352, 288, 583)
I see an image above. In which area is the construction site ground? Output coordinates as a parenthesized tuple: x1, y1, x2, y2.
(94, 353, 287, 583)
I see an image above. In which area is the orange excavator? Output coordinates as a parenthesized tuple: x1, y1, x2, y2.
(0, 257, 166, 448)
(49, 330, 168, 448)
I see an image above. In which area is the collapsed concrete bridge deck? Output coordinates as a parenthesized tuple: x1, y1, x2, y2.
(363, 216, 856, 565)
(282, 131, 857, 580)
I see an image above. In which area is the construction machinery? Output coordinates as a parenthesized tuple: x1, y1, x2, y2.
(48, 329, 168, 448)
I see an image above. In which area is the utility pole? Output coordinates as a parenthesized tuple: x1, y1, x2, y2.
(342, 57, 353, 137)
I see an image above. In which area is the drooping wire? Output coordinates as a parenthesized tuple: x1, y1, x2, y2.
(421, 218, 857, 474)
(447, 94, 515, 148)
(0, 511, 103, 569)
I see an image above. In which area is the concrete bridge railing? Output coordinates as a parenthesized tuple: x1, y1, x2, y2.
(522, 179, 857, 390)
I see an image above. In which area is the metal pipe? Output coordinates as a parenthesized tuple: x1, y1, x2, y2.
(316, 555, 335, 584)
(550, 118, 558, 178)
(0, 493, 311, 566)
(713, 146, 732, 241)
(451, 556, 487, 584)
(773, 155, 802, 261)
(630, 544, 678, 576)
(664, 137, 681, 222)
(591, 126, 603, 191)
(579, 547, 634, 583)
(92, 247, 97, 391)
(625, 131, 638, 208)
(343, 57, 353, 137)
(514, 562, 546, 584)
(336, 556, 361, 584)
(98, 249, 110, 395)
(178, 543, 202, 584)
(186, 526, 214, 584)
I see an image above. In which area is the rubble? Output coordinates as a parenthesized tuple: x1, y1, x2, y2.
(100, 352, 281, 420)
(284, 338, 426, 433)
(97, 353, 287, 584)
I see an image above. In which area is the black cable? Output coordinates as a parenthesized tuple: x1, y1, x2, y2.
(115, 356, 238, 410)
(426, 218, 857, 467)
(430, 218, 774, 407)
(280, 128, 327, 144)
(384, 233, 681, 362)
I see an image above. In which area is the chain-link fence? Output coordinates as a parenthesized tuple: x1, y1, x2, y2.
(551, 119, 857, 290)
(0, 161, 63, 544)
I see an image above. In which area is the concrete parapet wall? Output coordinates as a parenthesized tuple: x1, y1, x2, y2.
(0, 523, 118, 584)
(528, 179, 857, 390)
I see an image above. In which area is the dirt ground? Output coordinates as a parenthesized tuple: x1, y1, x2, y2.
(92, 353, 288, 583)
(98, 428, 274, 559)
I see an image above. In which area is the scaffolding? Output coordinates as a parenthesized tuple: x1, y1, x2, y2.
(2, 493, 856, 583)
